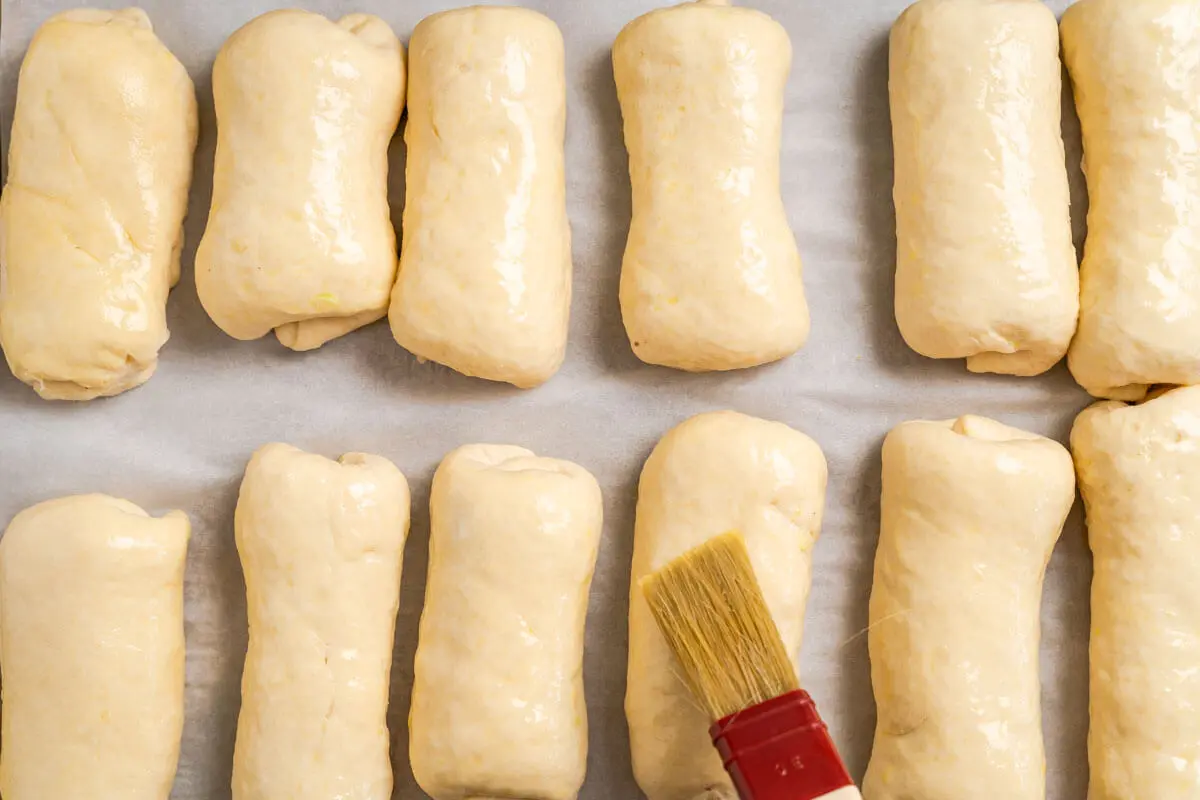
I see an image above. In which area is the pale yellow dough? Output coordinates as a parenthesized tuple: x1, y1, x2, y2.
(1064, 0, 1200, 399)
(890, 0, 1077, 377)
(863, 416, 1074, 800)
(196, 10, 404, 351)
(410, 444, 602, 800)
(0, 494, 190, 799)
(1072, 386, 1200, 797)
(232, 443, 410, 800)
(626, 410, 827, 800)
(0, 8, 197, 400)
(614, 0, 807, 372)
(389, 8, 570, 388)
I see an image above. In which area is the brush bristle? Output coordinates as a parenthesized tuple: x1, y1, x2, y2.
(640, 531, 798, 721)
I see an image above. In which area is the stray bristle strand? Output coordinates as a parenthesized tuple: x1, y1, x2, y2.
(640, 531, 798, 721)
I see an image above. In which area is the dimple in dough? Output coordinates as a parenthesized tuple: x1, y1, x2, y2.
(1064, 0, 1200, 400)
(0, 8, 197, 400)
(0, 494, 190, 800)
(1072, 386, 1200, 797)
(389, 8, 570, 388)
(196, 9, 405, 352)
(614, 0, 808, 373)
(232, 443, 410, 800)
(890, 0, 1078, 377)
(626, 410, 827, 800)
(863, 416, 1074, 800)
(409, 444, 602, 800)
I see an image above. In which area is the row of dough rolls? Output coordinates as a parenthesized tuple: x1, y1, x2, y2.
(15, 400, 1195, 798)
(0, 0, 809, 400)
(891, 0, 1200, 399)
(862, 390, 1200, 799)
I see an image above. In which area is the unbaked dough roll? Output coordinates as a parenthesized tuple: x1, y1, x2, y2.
(1064, 0, 1200, 399)
(863, 416, 1074, 800)
(1072, 386, 1200, 797)
(0, 494, 190, 799)
(626, 411, 827, 800)
(0, 9, 197, 400)
(410, 444, 602, 800)
(232, 443, 410, 800)
(890, 0, 1077, 377)
(614, 1, 807, 372)
(389, 8, 570, 388)
(196, 10, 404, 351)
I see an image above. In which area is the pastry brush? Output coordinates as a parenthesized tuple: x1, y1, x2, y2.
(640, 531, 860, 800)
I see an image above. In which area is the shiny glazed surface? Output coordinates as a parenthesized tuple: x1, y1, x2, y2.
(195, 10, 404, 351)
(409, 444, 601, 800)
(1064, 0, 1200, 399)
(1072, 387, 1200, 798)
(0, 494, 190, 800)
(626, 411, 827, 800)
(614, 0, 807, 372)
(389, 7, 570, 388)
(890, 0, 1077, 377)
(0, 9, 197, 400)
(864, 415, 1074, 800)
(232, 443, 410, 800)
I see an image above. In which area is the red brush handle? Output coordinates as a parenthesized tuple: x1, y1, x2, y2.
(710, 690, 855, 800)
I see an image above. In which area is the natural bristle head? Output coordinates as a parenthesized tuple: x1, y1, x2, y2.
(640, 531, 798, 721)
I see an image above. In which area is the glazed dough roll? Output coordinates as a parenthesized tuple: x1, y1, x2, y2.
(232, 443, 410, 800)
(0, 9, 197, 400)
(389, 8, 570, 388)
(890, 0, 1077, 377)
(1072, 386, 1200, 797)
(1064, 0, 1200, 399)
(626, 411, 827, 800)
(0, 494, 190, 799)
(614, 1, 807, 372)
(410, 444, 602, 800)
(196, 10, 404, 351)
(863, 416, 1074, 800)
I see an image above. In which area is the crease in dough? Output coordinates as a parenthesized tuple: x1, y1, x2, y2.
(195, 9, 405, 351)
(890, 0, 1078, 377)
(0, 493, 190, 800)
(1063, 0, 1200, 399)
(863, 415, 1074, 800)
(409, 443, 602, 800)
(0, 8, 197, 400)
(1072, 386, 1200, 797)
(389, 7, 571, 388)
(232, 443, 410, 800)
(626, 410, 827, 800)
(614, 1, 808, 372)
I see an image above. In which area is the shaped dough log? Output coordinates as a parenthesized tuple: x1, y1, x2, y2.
(232, 443, 410, 800)
(410, 444, 602, 800)
(614, 1, 807, 372)
(890, 0, 1077, 377)
(389, 8, 570, 388)
(626, 411, 827, 800)
(0, 9, 197, 400)
(0, 494, 190, 799)
(196, 10, 404, 351)
(1064, 0, 1200, 399)
(863, 416, 1074, 800)
(1072, 386, 1200, 797)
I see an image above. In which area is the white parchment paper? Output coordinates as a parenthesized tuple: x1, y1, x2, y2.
(0, 0, 1092, 797)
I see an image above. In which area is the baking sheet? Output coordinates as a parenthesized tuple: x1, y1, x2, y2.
(0, 0, 1092, 797)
